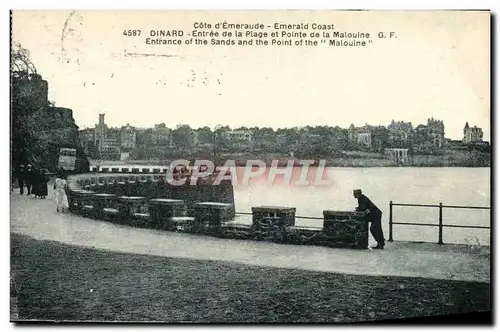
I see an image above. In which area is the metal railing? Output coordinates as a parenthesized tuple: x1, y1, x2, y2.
(389, 201, 490, 245)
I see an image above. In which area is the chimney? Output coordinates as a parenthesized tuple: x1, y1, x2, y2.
(99, 113, 105, 125)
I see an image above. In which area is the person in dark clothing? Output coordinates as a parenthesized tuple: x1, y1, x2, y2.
(25, 164, 34, 196)
(32, 168, 42, 198)
(354, 189, 385, 249)
(17, 165, 25, 195)
(34, 169, 49, 199)
(41, 170, 49, 198)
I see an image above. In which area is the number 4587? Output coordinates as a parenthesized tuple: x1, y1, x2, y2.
(123, 30, 141, 36)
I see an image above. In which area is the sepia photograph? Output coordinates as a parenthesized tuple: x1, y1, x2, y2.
(9, 8, 491, 323)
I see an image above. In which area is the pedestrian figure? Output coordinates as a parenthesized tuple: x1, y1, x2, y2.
(32, 169, 39, 198)
(54, 172, 69, 213)
(32, 168, 42, 198)
(25, 164, 34, 196)
(353, 189, 385, 249)
(16, 164, 25, 195)
(34, 169, 49, 199)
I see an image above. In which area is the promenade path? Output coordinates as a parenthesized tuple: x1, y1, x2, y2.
(10, 189, 490, 283)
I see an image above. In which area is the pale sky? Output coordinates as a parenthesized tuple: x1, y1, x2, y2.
(12, 10, 490, 140)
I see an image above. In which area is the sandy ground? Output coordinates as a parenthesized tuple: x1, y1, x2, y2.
(10, 188, 490, 283)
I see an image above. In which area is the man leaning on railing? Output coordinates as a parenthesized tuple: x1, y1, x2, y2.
(354, 189, 385, 250)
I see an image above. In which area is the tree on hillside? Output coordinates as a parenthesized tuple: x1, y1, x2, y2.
(11, 43, 40, 168)
(11, 43, 37, 78)
(172, 125, 196, 151)
(371, 126, 389, 153)
(196, 126, 213, 145)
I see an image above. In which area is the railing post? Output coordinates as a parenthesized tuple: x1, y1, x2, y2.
(438, 202, 443, 245)
(389, 201, 393, 242)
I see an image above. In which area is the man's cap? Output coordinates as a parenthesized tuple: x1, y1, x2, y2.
(353, 189, 362, 194)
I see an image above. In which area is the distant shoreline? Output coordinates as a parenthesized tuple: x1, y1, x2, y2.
(90, 153, 491, 168)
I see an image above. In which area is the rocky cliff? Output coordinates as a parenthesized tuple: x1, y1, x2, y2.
(11, 73, 89, 173)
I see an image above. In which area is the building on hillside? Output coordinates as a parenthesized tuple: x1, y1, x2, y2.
(463, 122, 483, 144)
(100, 137, 120, 160)
(120, 123, 137, 150)
(91, 114, 124, 159)
(347, 124, 374, 151)
(348, 124, 373, 150)
(388, 120, 413, 148)
(91, 114, 138, 159)
(357, 132, 372, 149)
(426, 118, 445, 148)
(413, 118, 446, 151)
(151, 123, 172, 147)
(227, 130, 252, 142)
(226, 130, 252, 149)
(347, 124, 358, 143)
(94, 113, 108, 154)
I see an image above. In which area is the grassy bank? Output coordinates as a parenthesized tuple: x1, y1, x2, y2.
(11, 234, 490, 323)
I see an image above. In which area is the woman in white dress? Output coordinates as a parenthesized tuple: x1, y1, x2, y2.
(54, 173, 69, 213)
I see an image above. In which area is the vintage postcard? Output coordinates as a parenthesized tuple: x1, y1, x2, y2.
(10, 10, 491, 323)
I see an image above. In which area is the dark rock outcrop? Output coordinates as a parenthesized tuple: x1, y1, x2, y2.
(11, 73, 89, 173)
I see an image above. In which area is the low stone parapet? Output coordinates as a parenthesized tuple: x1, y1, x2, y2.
(194, 202, 233, 235)
(92, 193, 118, 220)
(64, 173, 370, 250)
(169, 216, 196, 233)
(323, 210, 369, 249)
(117, 196, 150, 227)
(149, 198, 186, 230)
(219, 221, 253, 239)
